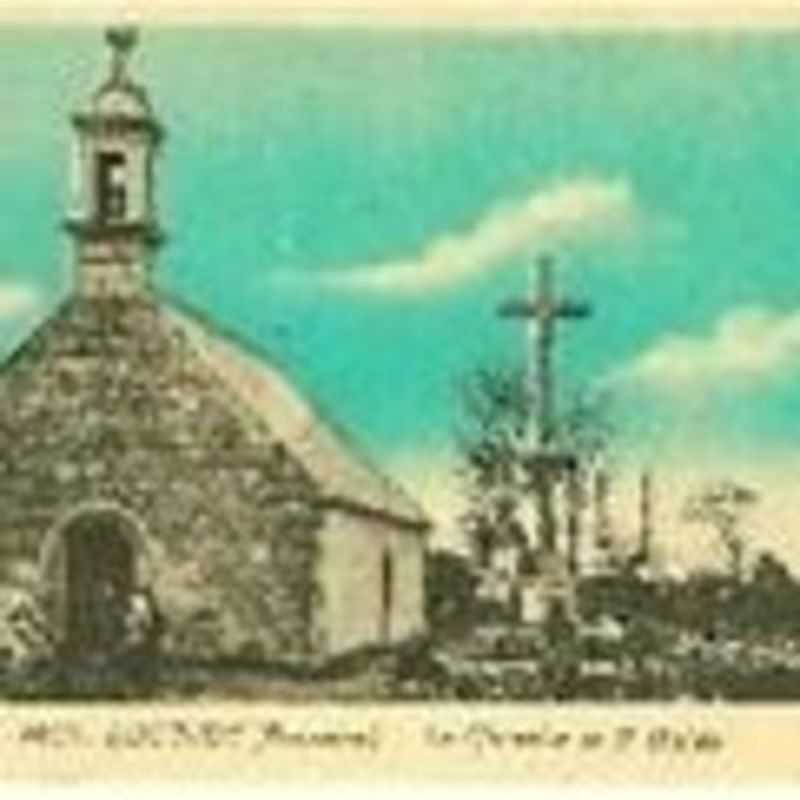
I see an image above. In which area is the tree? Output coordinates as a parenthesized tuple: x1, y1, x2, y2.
(424, 549, 481, 641)
(683, 480, 759, 584)
(673, 569, 729, 633)
(455, 362, 613, 569)
(751, 550, 793, 590)
(742, 550, 800, 636)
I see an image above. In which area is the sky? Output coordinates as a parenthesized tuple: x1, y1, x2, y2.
(3, 26, 800, 571)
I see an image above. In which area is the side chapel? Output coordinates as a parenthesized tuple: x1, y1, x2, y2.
(0, 28, 428, 663)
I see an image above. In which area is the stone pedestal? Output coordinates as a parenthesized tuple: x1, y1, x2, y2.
(519, 552, 577, 625)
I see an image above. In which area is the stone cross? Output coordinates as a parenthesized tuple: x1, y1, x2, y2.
(498, 254, 591, 553)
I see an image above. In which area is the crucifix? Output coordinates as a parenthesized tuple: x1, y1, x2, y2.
(106, 25, 139, 84)
(498, 253, 591, 555)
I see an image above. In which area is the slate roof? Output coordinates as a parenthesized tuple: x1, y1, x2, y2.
(165, 301, 428, 529)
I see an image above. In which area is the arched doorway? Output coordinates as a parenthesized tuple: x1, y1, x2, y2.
(48, 510, 142, 658)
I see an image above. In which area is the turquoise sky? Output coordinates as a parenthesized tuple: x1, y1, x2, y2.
(3, 27, 800, 478)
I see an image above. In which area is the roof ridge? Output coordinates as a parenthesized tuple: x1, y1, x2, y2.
(0, 294, 75, 371)
(161, 295, 428, 530)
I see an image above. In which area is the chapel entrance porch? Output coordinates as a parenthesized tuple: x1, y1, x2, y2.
(56, 511, 138, 660)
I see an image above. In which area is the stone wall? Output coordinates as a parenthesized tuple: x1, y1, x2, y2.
(386, 520, 427, 644)
(314, 509, 426, 657)
(0, 295, 325, 661)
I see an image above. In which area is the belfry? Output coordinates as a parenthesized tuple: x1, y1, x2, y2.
(66, 27, 164, 299)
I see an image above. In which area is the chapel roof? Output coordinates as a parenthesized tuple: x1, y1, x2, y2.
(165, 300, 428, 529)
(0, 293, 428, 532)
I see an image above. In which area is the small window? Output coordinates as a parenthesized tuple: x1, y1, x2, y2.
(96, 152, 127, 222)
(381, 549, 394, 642)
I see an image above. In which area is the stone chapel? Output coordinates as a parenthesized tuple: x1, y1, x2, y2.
(0, 28, 428, 664)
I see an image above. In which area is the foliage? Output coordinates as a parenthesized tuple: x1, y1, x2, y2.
(579, 571, 662, 624)
(683, 480, 759, 582)
(455, 362, 613, 565)
(0, 586, 55, 674)
(424, 549, 498, 640)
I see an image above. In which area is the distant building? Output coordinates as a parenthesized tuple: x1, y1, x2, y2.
(0, 29, 428, 664)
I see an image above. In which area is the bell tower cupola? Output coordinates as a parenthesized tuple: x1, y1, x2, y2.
(66, 26, 165, 299)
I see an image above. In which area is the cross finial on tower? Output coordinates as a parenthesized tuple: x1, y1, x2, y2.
(105, 25, 139, 83)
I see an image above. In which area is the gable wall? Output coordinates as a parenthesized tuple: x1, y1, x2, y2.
(0, 297, 324, 661)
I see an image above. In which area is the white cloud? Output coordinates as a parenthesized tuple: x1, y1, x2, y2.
(0, 281, 39, 319)
(311, 177, 641, 296)
(615, 305, 800, 393)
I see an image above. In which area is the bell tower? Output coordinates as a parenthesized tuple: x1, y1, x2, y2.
(65, 26, 165, 299)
